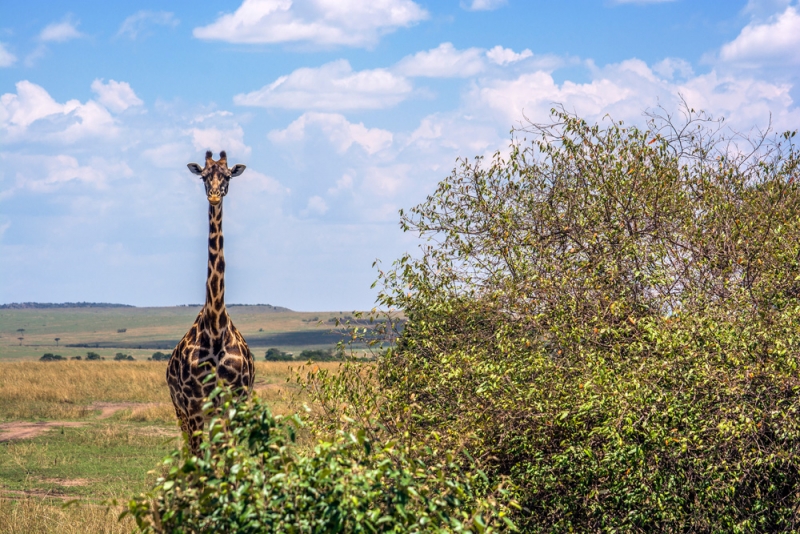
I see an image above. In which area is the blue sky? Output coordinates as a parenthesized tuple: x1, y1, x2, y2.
(1, 0, 799, 311)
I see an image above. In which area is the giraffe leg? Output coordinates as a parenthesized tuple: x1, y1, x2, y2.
(187, 416, 203, 456)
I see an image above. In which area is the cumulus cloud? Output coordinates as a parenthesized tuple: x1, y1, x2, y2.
(91, 79, 144, 113)
(304, 195, 328, 215)
(234, 59, 412, 110)
(468, 58, 800, 132)
(0, 80, 118, 142)
(719, 5, 800, 65)
(328, 173, 354, 195)
(486, 45, 533, 66)
(395, 43, 486, 78)
(193, 0, 428, 47)
(0, 153, 133, 198)
(117, 11, 179, 40)
(189, 125, 251, 157)
(268, 112, 393, 154)
(0, 43, 17, 67)
(39, 18, 84, 42)
(461, 0, 507, 11)
(652, 57, 694, 79)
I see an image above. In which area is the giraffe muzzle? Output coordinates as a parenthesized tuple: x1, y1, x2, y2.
(208, 194, 222, 205)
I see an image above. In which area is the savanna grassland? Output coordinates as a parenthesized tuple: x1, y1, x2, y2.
(0, 306, 348, 533)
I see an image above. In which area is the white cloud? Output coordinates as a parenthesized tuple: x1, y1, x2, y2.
(193, 0, 428, 47)
(234, 59, 412, 110)
(468, 58, 800, 133)
(486, 45, 533, 66)
(305, 195, 328, 215)
(39, 18, 84, 42)
(117, 11, 179, 40)
(742, 0, 792, 20)
(91, 79, 144, 113)
(0, 43, 17, 67)
(189, 125, 251, 157)
(0, 81, 72, 133)
(59, 101, 117, 143)
(237, 169, 288, 196)
(395, 43, 486, 78)
(0, 81, 121, 144)
(652, 57, 694, 79)
(720, 5, 800, 65)
(461, 0, 507, 11)
(328, 173, 354, 194)
(268, 112, 393, 154)
(142, 142, 192, 169)
(363, 165, 410, 197)
(0, 153, 132, 198)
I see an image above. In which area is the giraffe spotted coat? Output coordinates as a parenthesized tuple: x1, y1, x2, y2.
(167, 151, 254, 455)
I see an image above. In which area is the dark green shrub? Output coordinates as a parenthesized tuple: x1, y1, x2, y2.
(299, 347, 341, 361)
(114, 352, 134, 361)
(126, 386, 516, 533)
(264, 347, 292, 361)
(149, 351, 170, 361)
(39, 353, 64, 361)
(86, 351, 102, 361)
(306, 108, 800, 531)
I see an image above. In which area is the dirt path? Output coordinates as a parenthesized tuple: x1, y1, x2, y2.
(0, 422, 86, 442)
(89, 401, 158, 419)
(0, 401, 164, 442)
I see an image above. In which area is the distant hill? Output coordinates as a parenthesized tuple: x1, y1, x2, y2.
(229, 304, 292, 311)
(1, 302, 292, 311)
(0, 302, 135, 309)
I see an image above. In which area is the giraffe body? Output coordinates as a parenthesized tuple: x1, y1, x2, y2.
(167, 151, 254, 454)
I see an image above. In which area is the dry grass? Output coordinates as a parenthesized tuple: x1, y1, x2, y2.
(0, 360, 339, 421)
(117, 403, 175, 424)
(0, 499, 132, 534)
(0, 362, 168, 421)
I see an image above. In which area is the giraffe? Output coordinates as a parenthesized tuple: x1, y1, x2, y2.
(166, 150, 255, 455)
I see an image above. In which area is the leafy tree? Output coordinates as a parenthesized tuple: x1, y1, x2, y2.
(40, 353, 64, 361)
(307, 106, 800, 531)
(114, 352, 134, 361)
(298, 347, 342, 361)
(126, 385, 516, 533)
(264, 347, 293, 361)
(86, 351, 102, 361)
(149, 351, 170, 361)
(54, 337, 60, 346)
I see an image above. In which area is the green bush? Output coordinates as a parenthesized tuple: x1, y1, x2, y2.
(126, 386, 516, 533)
(306, 107, 800, 531)
(86, 351, 103, 361)
(150, 351, 170, 361)
(264, 347, 292, 361)
(39, 353, 64, 361)
(299, 347, 341, 361)
(114, 352, 135, 361)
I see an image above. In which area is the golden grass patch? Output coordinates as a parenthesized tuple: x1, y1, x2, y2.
(0, 360, 340, 422)
(0, 499, 132, 534)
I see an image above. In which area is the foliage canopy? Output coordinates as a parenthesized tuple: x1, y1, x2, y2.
(308, 106, 800, 531)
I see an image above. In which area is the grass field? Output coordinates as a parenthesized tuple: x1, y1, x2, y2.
(0, 306, 360, 361)
(0, 306, 358, 532)
(0, 360, 340, 533)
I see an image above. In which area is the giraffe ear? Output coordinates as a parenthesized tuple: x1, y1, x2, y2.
(187, 163, 203, 176)
(230, 164, 246, 177)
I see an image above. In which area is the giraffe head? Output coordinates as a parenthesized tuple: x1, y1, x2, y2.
(187, 151, 246, 205)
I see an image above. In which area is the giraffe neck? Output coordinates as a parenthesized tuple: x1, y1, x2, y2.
(204, 202, 228, 333)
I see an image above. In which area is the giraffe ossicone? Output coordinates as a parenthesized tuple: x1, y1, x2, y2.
(167, 150, 254, 455)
